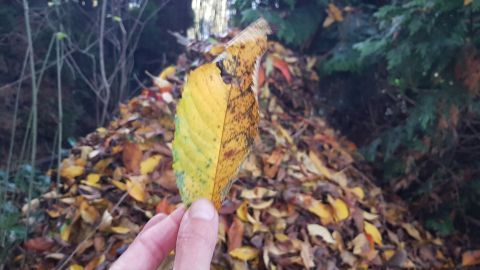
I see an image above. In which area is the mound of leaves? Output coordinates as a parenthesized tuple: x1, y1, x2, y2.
(11, 37, 465, 269)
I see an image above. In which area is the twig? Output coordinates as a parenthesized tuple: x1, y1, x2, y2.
(56, 192, 129, 270)
(99, 0, 111, 125)
(21, 1, 39, 267)
(56, 35, 64, 187)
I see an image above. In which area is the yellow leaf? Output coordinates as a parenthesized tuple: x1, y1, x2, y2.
(308, 201, 333, 225)
(69, 264, 84, 270)
(364, 221, 382, 246)
(93, 158, 113, 172)
(274, 233, 290, 242)
(173, 18, 271, 209)
(60, 223, 72, 242)
(465, 0, 473, 6)
(330, 197, 349, 222)
(80, 201, 99, 225)
(111, 226, 131, 234)
(209, 44, 225, 55)
(111, 180, 127, 191)
(46, 209, 61, 218)
(126, 178, 146, 202)
(383, 249, 396, 261)
(236, 201, 249, 222)
(86, 173, 101, 185)
(307, 224, 336, 244)
(60, 164, 84, 179)
(140, 155, 162, 175)
(351, 187, 365, 200)
(96, 127, 108, 137)
(159, 65, 176, 80)
(229, 246, 259, 261)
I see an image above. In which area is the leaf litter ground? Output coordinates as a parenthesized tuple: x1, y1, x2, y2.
(12, 33, 466, 269)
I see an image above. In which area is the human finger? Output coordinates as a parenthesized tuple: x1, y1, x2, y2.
(111, 205, 186, 270)
(173, 199, 219, 270)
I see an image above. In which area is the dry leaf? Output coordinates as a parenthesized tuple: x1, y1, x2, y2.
(401, 223, 422, 241)
(126, 177, 146, 202)
(307, 224, 336, 244)
(364, 221, 382, 246)
(123, 142, 142, 173)
(25, 237, 54, 252)
(323, 3, 344, 28)
(173, 18, 271, 208)
(351, 187, 365, 200)
(159, 65, 176, 80)
(140, 155, 162, 175)
(69, 264, 84, 270)
(60, 223, 72, 242)
(330, 197, 349, 222)
(272, 57, 292, 84)
(241, 187, 277, 200)
(300, 241, 315, 268)
(229, 246, 259, 261)
(111, 226, 131, 234)
(61, 164, 84, 179)
(80, 201, 100, 224)
(462, 250, 480, 266)
(86, 173, 101, 188)
(228, 217, 245, 252)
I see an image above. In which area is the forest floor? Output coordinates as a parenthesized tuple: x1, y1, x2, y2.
(9, 34, 473, 269)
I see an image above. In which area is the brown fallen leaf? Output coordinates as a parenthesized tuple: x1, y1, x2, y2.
(25, 237, 54, 252)
(123, 142, 142, 173)
(462, 250, 480, 267)
(228, 217, 245, 252)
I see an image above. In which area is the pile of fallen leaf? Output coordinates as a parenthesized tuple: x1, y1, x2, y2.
(13, 33, 469, 269)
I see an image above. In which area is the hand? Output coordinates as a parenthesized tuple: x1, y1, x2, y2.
(111, 199, 219, 270)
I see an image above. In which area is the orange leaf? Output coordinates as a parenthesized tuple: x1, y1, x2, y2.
(257, 64, 265, 88)
(155, 198, 175, 214)
(123, 142, 142, 174)
(463, 250, 480, 266)
(272, 57, 292, 84)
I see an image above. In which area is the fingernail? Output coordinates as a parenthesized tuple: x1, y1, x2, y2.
(189, 199, 215, 220)
(170, 204, 186, 223)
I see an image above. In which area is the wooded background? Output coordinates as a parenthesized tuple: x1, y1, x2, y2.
(1, 0, 480, 266)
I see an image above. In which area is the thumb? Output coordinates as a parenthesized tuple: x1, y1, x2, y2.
(173, 199, 219, 270)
